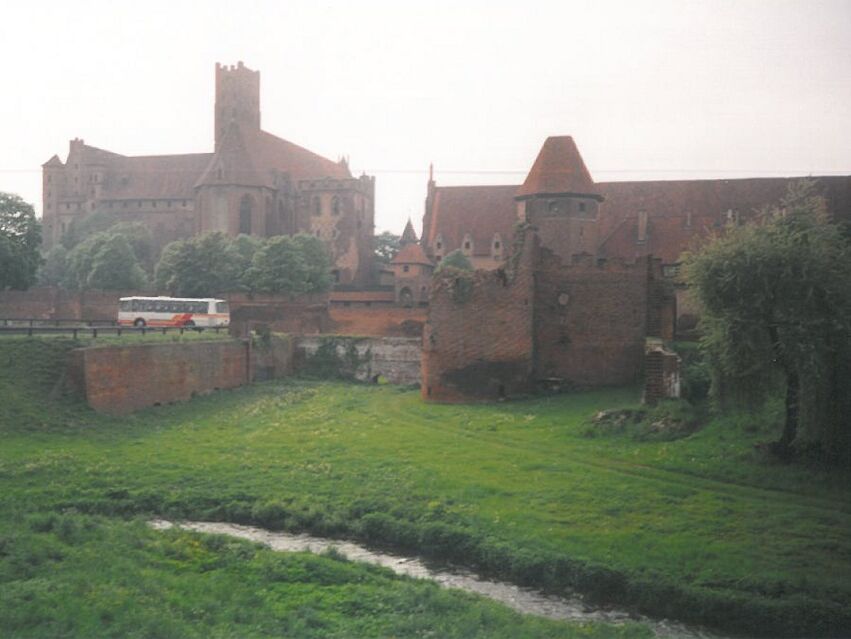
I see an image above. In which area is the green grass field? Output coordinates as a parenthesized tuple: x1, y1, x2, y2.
(1, 337, 850, 637)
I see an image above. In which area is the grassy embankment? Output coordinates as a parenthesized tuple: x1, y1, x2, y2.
(1, 337, 850, 637)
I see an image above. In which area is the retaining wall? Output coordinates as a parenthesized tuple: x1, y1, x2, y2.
(295, 335, 421, 385)
(69, 340, 250, 415)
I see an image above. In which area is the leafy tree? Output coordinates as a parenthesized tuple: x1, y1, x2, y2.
(373, 231, 401, 265)
(0, 193, 42, 290)
(290, 233, 333, 293)
(248, 234, 332, 294)
(685, 181, 851, 459)
(435, 249, 473, 273)
(85, 234, 147, 290)
(60, 210, 116, 250)
(65, 231, 147, 290)
(226, 233, 262, 279)
(110, 222, 156, 274)
(247, 236, 306, 294)
(59, 213, 156, 276)
(154, 232, 242, 297)
(38, 245, 68, 286)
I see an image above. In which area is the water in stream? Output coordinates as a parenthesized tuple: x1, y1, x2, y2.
(150, 520, 730, 639)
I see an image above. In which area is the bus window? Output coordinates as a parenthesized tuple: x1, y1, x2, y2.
(119, 300, 132, 312)
(215, 301, 229, 314)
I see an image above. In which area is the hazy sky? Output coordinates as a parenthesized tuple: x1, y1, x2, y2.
(0, 0, 848, 234)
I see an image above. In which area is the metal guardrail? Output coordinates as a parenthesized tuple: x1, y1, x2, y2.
(1, 318, 119, 327)
(0, 323, 227, 339)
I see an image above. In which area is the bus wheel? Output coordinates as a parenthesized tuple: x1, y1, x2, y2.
(184, 320, 197, 331)
(134, 318, 146, 328)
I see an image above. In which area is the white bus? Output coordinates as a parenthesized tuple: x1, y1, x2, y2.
(118, 296, 230, 328)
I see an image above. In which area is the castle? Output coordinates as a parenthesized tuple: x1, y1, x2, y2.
(41, 62, 375, 287)
(420, 136, 851, 401)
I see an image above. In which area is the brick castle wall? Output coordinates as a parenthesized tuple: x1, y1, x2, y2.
(422, 231, 660, 402)
(533, 252, 651, 388)
(421, 233, 536, 402)
(328, 306, 426, 337)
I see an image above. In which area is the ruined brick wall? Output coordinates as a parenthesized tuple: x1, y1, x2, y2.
(533, 253, 650, 388)
(295, 336, 421, 385)
(421, 233, 535, 402)
(329, 306, 426, 337)
(644, 338, 681, 403)
(69, 340, 249, 415)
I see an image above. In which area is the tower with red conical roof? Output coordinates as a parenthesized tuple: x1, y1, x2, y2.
(515, 136, 603, 261)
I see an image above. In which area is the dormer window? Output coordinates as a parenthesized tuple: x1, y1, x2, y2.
(462, 233, 473, 255)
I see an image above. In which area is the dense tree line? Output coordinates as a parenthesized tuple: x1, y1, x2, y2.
(155, 232, 332, 297)
(37, 209, 333, 296)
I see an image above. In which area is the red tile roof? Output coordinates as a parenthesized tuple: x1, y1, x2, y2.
(516, 136, 602, 200)
(424, 184, 519, 257)
(423, 175, 851, 266)
(391, 242, 433, 266)
(196, 123, 351, 188)
(104, 153, 214, 200)
(596, 176, 851, 263)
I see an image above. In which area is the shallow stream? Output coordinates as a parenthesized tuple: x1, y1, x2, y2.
(151, 520, 731, 639)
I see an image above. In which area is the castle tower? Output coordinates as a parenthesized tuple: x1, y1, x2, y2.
(515, 136, 603, 261)
(215, 61, 260, 147)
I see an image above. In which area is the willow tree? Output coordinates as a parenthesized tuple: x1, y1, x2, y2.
(685, 181, 851, 459)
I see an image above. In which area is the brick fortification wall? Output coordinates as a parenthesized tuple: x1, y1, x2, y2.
(69, 340, 250, 415)
(0, 288, 143, 321)
(227, 292, 331, 336)
(534, 252, 652, 388)
(329, 306, 426, 337)
(421, 233, 536, 402)
(423, 230, 659, 402)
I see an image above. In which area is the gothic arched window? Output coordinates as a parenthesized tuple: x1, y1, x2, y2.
(239, 195, 253, 235)
(313, 196, 321, 216)
(331, 196, 340, 216)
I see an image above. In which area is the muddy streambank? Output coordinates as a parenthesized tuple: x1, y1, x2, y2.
(151, 520, 731, 639)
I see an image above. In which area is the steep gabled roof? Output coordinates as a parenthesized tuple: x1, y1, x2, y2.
(42, 154, 63, 168)
(392, 242, 433, 266)
(253, 130, 350, 181)
(425, 184, 518, 257)
(103, 153, 214, 200)
(515, 136, 602, 200)
(197, 122, 351, 188)
(400, 218, 418, 245)
(78, 144, 126, 164)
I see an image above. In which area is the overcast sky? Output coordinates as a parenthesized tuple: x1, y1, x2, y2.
(0, 0, 848, 234)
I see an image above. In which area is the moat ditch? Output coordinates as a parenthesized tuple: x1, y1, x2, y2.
(151, 519, 733, 639)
